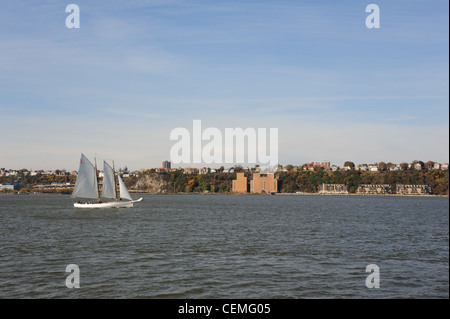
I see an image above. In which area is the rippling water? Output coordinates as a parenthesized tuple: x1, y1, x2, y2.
(0, 194, 448, 298)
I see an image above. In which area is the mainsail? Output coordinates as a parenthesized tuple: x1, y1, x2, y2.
(71, 154, 99, 199)
(102, 161, 117, 200)
(118, 174, 133, 201)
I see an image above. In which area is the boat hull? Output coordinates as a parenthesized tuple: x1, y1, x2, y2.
(74, 200, 134, 209)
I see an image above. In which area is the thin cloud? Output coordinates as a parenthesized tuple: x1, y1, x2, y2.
(106, 108, 162, 119)
(0, 1, 448, 170)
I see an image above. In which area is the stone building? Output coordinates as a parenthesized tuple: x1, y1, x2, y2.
(396, 184, 431, 195)
(318, 183, 349, 194)
(312, 161, 331, 170)
(356, 184, 392, 194)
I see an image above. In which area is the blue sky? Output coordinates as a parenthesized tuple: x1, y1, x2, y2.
(0, 0, 448, 170)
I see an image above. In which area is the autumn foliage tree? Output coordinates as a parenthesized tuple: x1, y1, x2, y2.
(344, 161, 355, 168)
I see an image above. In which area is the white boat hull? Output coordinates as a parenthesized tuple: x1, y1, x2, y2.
(73, 198, 143, 209)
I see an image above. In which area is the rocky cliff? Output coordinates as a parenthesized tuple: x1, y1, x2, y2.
(133, 173, 169, 193)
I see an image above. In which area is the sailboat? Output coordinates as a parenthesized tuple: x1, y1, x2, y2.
(71, 154, 143, 208)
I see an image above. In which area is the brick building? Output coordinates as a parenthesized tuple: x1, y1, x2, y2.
(232, 173, 248, 193)
(232, 173, 278, 194)
(250, 173, 277, 193)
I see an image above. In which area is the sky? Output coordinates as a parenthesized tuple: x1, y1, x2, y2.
(0, 0, 448, 171)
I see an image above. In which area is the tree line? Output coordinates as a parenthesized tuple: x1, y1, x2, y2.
(132, 169, 448, 195)
(2, 168, 448, 195)
(277, 169, 448, 195)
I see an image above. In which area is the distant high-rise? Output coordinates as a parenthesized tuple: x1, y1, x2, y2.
(162, 161, 171, 169)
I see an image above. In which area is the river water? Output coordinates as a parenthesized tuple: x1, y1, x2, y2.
(0, 194, 448, 298)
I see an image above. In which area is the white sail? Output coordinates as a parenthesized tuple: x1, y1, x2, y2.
(101, 161, 117, 200)
(71, 154, 99, 199)
(118, 174, 133, 201)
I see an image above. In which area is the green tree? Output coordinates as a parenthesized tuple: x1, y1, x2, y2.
(425, 161, 435, 170)
(234, 165, 244, 173)
(284, 165, 294, 171)
(344, 161, 355, 168)
(400, 163, 409, 170)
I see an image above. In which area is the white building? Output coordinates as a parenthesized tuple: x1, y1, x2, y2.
(358, 165, 368, 172)
(369, 165, 378, 172)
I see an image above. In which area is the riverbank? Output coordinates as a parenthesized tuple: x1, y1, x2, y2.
(127, 190, 448, 197)
(2, 190, 447, 198)
(275, 192, 448, 197)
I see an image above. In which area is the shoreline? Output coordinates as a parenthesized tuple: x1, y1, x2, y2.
(1, 191, 447, 198)
(128, 191, 448, 198)
(275, 192, 448, 198)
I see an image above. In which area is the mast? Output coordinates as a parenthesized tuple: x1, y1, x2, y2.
(94, 157, 101, 203)
(113, 160, 119, 202)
